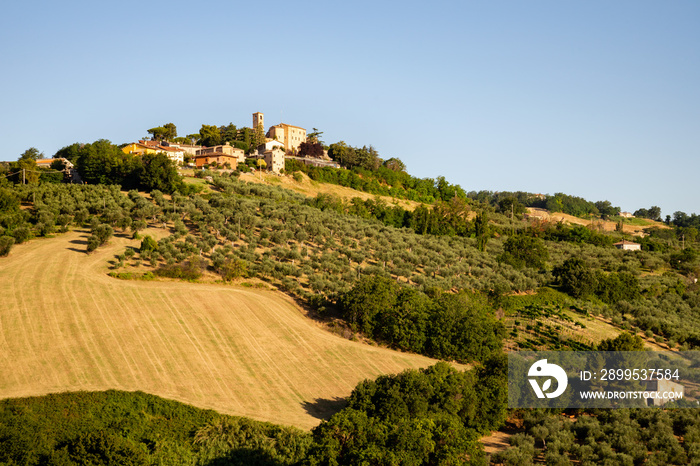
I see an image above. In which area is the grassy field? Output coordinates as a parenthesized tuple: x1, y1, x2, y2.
(0, 231, 440, 430)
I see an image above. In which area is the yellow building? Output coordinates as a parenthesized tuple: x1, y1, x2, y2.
(122, 142, 158, 156)
(122, 141, 185, 165)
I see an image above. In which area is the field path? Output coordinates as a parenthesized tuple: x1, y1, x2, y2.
(0, 231, 439, 429)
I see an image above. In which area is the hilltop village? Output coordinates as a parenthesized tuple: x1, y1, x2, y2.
(122, 112, 340, 174)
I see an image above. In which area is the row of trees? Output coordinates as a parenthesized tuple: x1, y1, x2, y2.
(286, 158, 467, 203)
(467, 190, 621, 220)
(0, 147, 67, 185)
(495, 408, 700, 465)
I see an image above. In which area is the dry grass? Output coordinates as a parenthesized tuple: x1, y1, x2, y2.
(526, 208, 668, 235)
(0, 231, 440, 429)
(239, 171, 424, 211)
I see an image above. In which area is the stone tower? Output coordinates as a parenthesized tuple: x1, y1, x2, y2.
(253, 112, 264, 131)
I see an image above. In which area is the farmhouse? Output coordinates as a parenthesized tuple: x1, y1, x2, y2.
(614, 240, 641, 251)
(35, 158, 80, 182)
(36, 158, 73, 172)
(645, 379, 684, 406)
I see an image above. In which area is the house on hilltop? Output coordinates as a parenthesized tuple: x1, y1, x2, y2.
(262, 147, 285, 174)
(253, 112, 307, 154)
(194, 142, 245, 168)
(122, 140, 184, 165)
(614, 240, 641, 251)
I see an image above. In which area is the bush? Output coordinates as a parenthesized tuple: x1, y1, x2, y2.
(86, 224, 113, 253)
(12, 226, 31, 244)
(0, 236, 15, 257)
(154, 257, 205, 280)
(499, 234, 549, 269)
(215, 257, 248, 282)
(553, 257, 597, 298)
(140, 235, 158, 253)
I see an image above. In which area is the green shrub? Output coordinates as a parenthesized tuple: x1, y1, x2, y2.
(154, 257, 204, 280)
(0, 236, 15, 257)
(140, 235, 158, 253)
(12, 226, 31, 244)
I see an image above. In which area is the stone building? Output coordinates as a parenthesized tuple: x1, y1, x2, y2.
(253, 112, 307, 154)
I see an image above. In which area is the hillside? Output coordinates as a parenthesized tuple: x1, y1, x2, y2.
(0, 230, 441, 430)
(526, 207, 668, 235)
(238, 171, 424, 211)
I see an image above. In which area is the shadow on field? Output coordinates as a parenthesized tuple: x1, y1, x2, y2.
(301, 397, 347, 421)
(66, 233, 89, 253)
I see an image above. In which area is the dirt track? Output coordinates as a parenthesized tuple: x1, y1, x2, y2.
(0, 231, 438, 429)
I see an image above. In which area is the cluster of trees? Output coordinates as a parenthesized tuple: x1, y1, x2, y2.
(553, 257, 640, 304)
(309, 193, 480, 239)
(143, 121, 263, 153)
(0, 364, 510, 466)
(1, 147, 67, 185)
(201, 175, 541, 298)
(0, 391, 311, 465)
(146, 122, 177, 142)
(495, 408, 700, 465)
(671, 210, 700, 230)
(467, 190, 620, 220)
(4, 142, 193, 196)
(327, 141, 383, 170)
(534, 223, 614, 248)
(74, 140, 186, 194)
(338, 275, 505, 363)
(498, 235, 549, 270)
(544, 193, 612, 218)
(0, 184, 132, 256)
(634, 205, 662, 221)
(298, 141, 324, 158)
(286, 159, 467, 203)
(307, 359, 507, 465)
(193, 123, 261, 153)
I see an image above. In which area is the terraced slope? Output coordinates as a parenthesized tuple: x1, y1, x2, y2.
(0, 231, 439, 429)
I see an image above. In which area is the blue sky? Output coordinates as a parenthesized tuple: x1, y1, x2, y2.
(2, 1, 698, 217)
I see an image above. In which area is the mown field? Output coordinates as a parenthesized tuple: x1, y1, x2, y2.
(0, 230, 440, 430)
